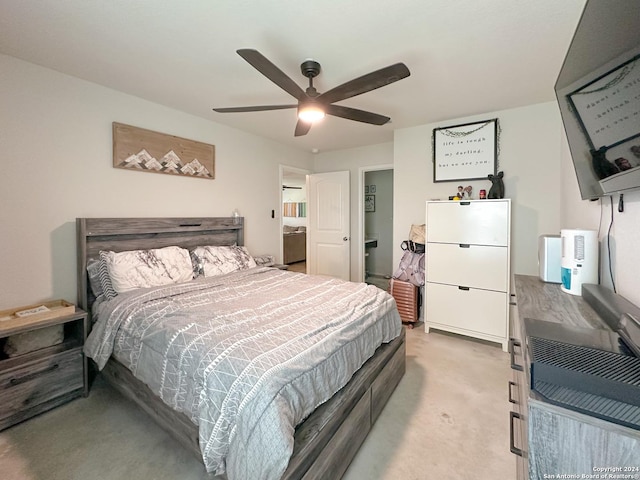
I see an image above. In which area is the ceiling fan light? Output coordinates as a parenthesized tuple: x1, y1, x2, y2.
(298, 105, 325, 123)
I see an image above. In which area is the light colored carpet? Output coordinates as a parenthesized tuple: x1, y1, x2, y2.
(366, 275, 391, 291)
(286, 261, 306, 273)
(0, 326, 514, 480)
(343, 324, 514, 480)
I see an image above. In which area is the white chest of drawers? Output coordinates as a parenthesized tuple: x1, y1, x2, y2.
(425, 199, 511, 351)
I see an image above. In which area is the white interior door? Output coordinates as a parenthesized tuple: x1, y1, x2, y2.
(307, 171, 350, 280)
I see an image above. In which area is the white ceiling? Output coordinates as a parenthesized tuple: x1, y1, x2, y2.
(0, 0, 586, 153)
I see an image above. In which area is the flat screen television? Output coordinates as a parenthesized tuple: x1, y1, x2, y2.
(555, 0, 640, 200)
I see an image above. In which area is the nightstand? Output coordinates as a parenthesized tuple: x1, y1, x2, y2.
(0, 306, 88, 430)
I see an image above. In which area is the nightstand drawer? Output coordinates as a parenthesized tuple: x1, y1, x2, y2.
(0, 348, 83, 426)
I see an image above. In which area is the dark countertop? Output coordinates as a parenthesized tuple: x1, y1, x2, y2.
(514, 275, 608, 330)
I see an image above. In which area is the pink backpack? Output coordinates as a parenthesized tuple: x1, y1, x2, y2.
(392, 251, 425, 286)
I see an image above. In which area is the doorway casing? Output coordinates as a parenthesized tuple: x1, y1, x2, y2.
(279, 164, 310, 266)
(358, 164, 393, 283)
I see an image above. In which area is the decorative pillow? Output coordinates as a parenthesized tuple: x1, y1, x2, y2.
(190, 250, 204, 278)
(87, 258, 104, 298)
(101, 246, 194, 294)
(97, 253, 118, 300)
(283, 225, 297, 233)
(192, 245, 257, 277)
(253, 254, 275, 267)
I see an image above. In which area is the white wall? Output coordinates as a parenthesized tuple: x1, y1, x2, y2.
(391, 98, 640, 310)
(610, 192, 640, 307)
(0, 54, 312, 310)
(393, 102, 564, 278)
(560, 130, 640, 307)
(313, 142, 394, 281)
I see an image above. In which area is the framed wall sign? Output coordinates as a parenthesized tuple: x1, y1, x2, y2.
(364, 195, 375, 212)
(568, 54, 640, 151)
(433, 118, 498, 182)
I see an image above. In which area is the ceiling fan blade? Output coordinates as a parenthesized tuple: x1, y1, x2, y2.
(237, 49, 305, 100)
(325, 104, 390, 125)
(318, 63, 410, 104)
(213, 104, 297, 113)
(294, 119, 312, 137)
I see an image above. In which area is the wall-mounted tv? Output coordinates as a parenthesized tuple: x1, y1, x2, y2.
(555, 0, 640, 200)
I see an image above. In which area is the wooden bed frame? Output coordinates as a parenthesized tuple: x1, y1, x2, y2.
(76, 217, 406, 480)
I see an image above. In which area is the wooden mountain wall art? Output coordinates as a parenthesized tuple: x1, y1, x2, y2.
(113, 122, 215, 179)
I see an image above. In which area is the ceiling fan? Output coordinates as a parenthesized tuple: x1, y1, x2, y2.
(213, 49, 411, 137)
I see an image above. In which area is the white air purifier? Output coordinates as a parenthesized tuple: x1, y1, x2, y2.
(560, 229, 598, 296)
(538, 235, 562, 283)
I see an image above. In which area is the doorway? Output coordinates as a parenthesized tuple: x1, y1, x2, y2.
(280, 165, 310, 272)
(360, 166, 394, 288)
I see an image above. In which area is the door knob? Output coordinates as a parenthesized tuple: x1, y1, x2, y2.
(343, 237, 349, 241)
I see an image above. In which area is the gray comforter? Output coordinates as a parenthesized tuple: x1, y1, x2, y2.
(84, 267, 401, 479)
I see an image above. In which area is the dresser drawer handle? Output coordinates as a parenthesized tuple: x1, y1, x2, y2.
(460, 201, 471, 206)
(459, 244, 470, 248)
(9, 363, 60, 386)
(509, 411, 524, 457)
(458, 286, 470, 291)
(508, 381, 517, 404)
(509, 338, 523, 371)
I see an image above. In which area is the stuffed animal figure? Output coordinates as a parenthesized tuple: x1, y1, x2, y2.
(487, 171, 505, 199)
(590, 147, 619, 179)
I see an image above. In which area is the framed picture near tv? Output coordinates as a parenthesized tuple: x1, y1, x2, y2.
(432, 118, 498, 182)
(568, 54, 640, 151)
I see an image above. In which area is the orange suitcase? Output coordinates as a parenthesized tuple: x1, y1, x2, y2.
(388, 278, 420, 327)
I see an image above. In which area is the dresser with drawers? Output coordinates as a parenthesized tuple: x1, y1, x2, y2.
(425, 199, 511, 351)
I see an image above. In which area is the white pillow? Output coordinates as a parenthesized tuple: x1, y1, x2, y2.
(102, 246, 194, 293)
(192, 245, 257, 277)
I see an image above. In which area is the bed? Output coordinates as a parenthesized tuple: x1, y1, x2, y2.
(76, 217, 405, 480)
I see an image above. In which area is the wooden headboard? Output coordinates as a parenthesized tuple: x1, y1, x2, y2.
(76, 217, 244, 318)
